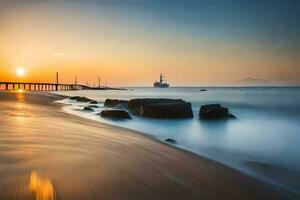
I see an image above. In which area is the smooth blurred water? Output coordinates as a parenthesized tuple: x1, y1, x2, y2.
(53, 87, 300, 193)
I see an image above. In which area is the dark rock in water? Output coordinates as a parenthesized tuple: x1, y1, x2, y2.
(104, 99, 129, 109)
(89, 101, 98, 104)
(128, 98, 193, 118)
(128, 98, 184, 112)
(199, 104, 235, 120)
(140, 103, 193, 118)
(200, 89, 207, 92)
(100, 110, 131, 119)
(69, 96, 94, 102)
(165, 138, 177, 144)
(88, 105, 99, 108)
(228, 113, 237, 119)
(83, 107, 94, 112)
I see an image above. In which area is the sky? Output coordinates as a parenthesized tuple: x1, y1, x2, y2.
(0, 0, 299, 86)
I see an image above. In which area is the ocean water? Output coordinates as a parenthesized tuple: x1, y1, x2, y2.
(53, 87, 300, 194)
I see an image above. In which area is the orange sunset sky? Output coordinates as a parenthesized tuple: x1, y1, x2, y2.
(0, 0, 299, 86)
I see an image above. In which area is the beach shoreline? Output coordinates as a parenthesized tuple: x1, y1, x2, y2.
(0, 91, 295, 199)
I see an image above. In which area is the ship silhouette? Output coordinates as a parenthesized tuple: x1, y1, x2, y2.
(154, 73, 169, 88)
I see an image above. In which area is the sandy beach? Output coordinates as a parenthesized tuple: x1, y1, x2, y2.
(0, 91, 294, 200)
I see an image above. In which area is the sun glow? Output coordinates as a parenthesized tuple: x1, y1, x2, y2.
(16, 67, 25, 77)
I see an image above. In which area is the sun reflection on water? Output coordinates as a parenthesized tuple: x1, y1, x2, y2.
(17, 89, 24, 93)
(16, 90, 25, 102)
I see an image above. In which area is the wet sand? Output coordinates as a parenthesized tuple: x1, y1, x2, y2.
(0, 91, 293, 199)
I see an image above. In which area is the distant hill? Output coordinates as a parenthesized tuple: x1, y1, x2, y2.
(233, 77, 271, 86)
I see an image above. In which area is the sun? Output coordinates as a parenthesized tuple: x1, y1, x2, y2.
(16, 67, 25, 77)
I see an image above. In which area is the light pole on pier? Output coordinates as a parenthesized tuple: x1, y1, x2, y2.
(56, 72, 59, 84)
(56, 72, 59, 91)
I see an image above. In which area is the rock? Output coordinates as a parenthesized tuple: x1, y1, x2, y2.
(69, 96, 94, 102)
(139, 103, 193, 118)
(100, 110, 131, 119)
(200, 89, 207, 91)
(89, 101, 98, 104)
(199, 104, 234, 119)
(229, 113, 237, 119)
(128, 98, 193, 118)
(83, 107, 94, 112)
(104, 99, 129, 109)
(165, 138, 177, 144)
(88, 105, 99, 108)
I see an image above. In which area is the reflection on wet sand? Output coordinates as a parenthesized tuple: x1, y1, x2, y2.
(14, 171, 56, 200)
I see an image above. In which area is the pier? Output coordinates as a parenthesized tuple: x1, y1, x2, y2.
(0, 72, 126, 91)
(0, 81, 108, 91)
(0, 81, 127, 91)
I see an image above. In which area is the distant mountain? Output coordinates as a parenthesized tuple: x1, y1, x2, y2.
(233, 77, 271, 86)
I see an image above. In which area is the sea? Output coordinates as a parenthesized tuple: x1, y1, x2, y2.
(53, 87, 300, 195)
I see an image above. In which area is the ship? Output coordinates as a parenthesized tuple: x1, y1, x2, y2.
(154, 73, 169, 88)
